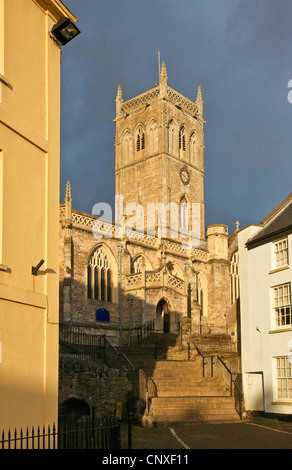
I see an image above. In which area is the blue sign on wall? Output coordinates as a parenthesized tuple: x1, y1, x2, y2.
(96, 308, 110, 323)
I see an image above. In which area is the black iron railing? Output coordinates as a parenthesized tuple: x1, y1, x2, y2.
(234, 374, 243, 419)
(136, 320, 156, 344)
(1, 416, 121, 450)
(59, 323, 106, 366)
(138, 369, 157, 415)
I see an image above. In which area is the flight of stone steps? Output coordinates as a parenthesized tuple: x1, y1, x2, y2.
(148, 360, 239, 423)
(122, 333, 241, 424)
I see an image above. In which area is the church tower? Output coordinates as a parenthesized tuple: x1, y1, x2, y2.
(114, 62, 205, 246)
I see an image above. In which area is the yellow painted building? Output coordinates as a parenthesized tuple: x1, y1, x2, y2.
(0, 0, 78, 433)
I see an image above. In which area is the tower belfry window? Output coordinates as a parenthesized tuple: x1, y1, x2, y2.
(179, 127, 186, 151)
(136, 128, 145, 152)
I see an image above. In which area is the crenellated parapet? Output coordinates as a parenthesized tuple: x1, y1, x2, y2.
(115, 61, 203, 123)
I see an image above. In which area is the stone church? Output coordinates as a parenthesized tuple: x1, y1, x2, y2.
(59, 62, 240, 348)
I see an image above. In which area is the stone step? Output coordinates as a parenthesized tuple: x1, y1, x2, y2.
(148, 360, 202, 370)
(150, 396, 240, 423)
(152, 413, 240, 423)
(127, 360, 204, 375)
(152, 377, 221, 385)
(151, 368, 204, 377)
(157, 389, 230, 397)
(154, 380, 227, 388)
(151, 398, 236, 411)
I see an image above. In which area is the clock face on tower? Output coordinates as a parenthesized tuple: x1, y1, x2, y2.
(180, 167, 190, 185)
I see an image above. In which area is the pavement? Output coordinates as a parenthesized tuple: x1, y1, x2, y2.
(120, 416, 292, 450)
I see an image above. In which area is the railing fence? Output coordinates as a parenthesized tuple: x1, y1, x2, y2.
(1, 415, 123, 450)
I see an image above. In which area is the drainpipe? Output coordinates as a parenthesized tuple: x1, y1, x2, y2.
(185, 261, 191, 318)
(128, 294, 133, 348)
(117, 243, 123, 347)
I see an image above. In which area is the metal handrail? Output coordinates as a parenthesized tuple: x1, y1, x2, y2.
(187, 341, 210, 377)
(233, 374, 243, 419)
(136, 320, 156, 344)
(216, 355, 233, 396)
(138, 369, 157, 415)
(59, 323, 106, 366)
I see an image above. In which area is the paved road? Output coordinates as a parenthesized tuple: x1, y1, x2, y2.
(121, 417, 292, 450)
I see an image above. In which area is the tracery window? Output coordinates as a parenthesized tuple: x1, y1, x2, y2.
(179, 126, 187, 160)
(230, 251, 239, 304)
(179, 127, 186, 151)
(132, 255, 143, 273)
(87, 246, 112, 302)
(167, 262, 183, 279)
(136, 127, 145, 152)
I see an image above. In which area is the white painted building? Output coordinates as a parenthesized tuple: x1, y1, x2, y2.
(239, 193, 292, 418)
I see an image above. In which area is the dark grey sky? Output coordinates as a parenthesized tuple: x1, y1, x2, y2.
(60, 0, 292, 234)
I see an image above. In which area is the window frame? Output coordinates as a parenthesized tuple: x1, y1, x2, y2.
(274, 356, 292, 402)
(273, 237, 289, 270)
(272, 282, 292, 329)
(87, 247, 113, 303)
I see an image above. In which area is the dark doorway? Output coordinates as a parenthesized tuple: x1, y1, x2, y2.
(59, 398, 90, 418)
(156, 299, 170, 334)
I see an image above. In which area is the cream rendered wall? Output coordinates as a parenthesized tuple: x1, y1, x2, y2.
(0, 0, 77, 433)
(239, 227, 292, 416)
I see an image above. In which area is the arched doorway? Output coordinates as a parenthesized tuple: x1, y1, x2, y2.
(156, 299, 170, 333)
(59, 398, 90, 419)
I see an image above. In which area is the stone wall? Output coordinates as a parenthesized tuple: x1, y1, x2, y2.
(59, 358, 133, 419)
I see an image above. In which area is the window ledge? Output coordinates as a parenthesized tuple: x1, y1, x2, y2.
(269, 327, 292, 334)
(269, 265, 290, 275)
(271, 401, 292, 406)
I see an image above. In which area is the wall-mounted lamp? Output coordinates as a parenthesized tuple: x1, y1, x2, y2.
(32, 259, 45, 276)
(51, 17, 80, 46)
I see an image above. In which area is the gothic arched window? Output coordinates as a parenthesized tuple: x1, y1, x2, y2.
(136, 127, 145, 152)
(87, 246, 112, 302)
(168, 119, 176, 155)
(148, 119, 158, 154)
(132, 256, 143, 273)
(230, 251, 239, 304)
(122, 130, 132, 165)
(190, 132, 196, 165)
(107, 270, 112, 302)
(87, 265, 92, 299)
(180, 195, 188, 231)
(179, 126, 186, 160)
